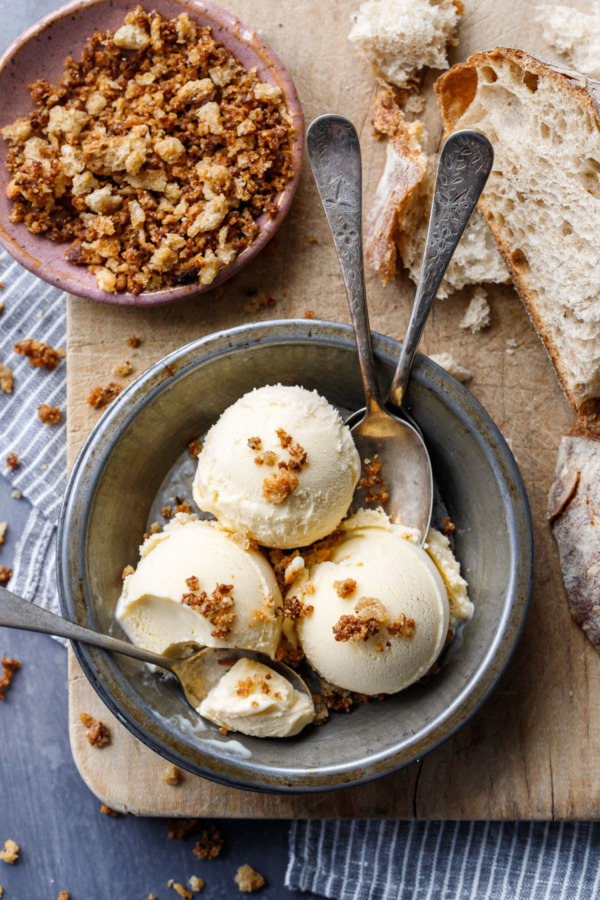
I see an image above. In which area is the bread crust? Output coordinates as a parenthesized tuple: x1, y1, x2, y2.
(435, 48, 600, 423)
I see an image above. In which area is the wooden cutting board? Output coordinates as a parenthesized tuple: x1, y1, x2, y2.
(66, 0, 600, 819)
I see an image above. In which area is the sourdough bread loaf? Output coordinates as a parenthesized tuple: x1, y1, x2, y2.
(435, 48, 600, 422)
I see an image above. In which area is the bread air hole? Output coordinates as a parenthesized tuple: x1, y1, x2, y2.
(522, 71, 539, 93)
(479, 66, 498, 84)
(511, 249, 529, 272)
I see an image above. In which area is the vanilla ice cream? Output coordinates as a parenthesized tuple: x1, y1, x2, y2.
(199, 657, 315, 737)
(295, 509, 456, 695)
(116, 515, 282, 657)
(193, 384, 361, 549)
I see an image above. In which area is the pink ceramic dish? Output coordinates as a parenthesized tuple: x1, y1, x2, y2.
(0, 0, 304, 306)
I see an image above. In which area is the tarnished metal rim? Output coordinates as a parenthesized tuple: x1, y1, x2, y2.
(57, 320, 534, 793)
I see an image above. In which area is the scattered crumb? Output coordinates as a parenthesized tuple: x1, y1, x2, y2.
(276, 595, 314, 622)
(387, 614, 416, 637)
(13, 338, 63, 370)
(234, 864, 266, 893)
(0, 840, 19, 864)
(192, 825, 223, 860)
(86, 383, 121, 409)
(0, 363, 14, 394)
(37, 403, 63, 424)
(334, 578, 356, 599)
(443, 516, 455, 534)
(100, 803, 119, 816)
(57, 893, 70, 900)
(304, 309, 315, 319)
(173, 500, 191, 515)
(79, 712, 110, 747)
(459, 287, 490, 333)
(112, 361, 133, 376)
(167, 818, 200, 840)
(161, 763, 182, 785)
(161, 505, 172, 519)
(188, 439, 203, 458)
(429, 352, 472, 383)
(358, 456, 389, 507)
(0, 656, 20, 699)
(262, 467, 299, 504)
(308, 236, 319, 244)
(122, 564, 134, 581)
(0, 568, 12, 586)
(189, 875, 205, 893)
(0, 523, 6, 546)
(312, 692, 329, 725)
(6, 452, 19, 469)
(0, 885, 4, 896)
(126, 335, 140, 348)
(167, 880, 193, 899)
(10, 490, 21, 500)
(243, 291, 277, 314)
(403, 93, 426, 115)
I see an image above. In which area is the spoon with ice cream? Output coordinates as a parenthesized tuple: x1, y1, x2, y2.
(307, 115, 493, 538)
(0, 583, 314, 737)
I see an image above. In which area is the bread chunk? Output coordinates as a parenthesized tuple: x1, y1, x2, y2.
(549, 434, 600, 649)
(366, 85, 509, 295)
(348, 0, 463, 87)
(537, 6, 600, 80)
(435, 48, 600, 420)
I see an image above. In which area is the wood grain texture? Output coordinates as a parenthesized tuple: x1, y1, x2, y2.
(67, 0, 600, 819)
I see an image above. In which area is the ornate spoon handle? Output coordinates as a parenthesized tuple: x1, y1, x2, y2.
(307, 114, 383, 416)
(388, 130, 493, 406)
(0, 584, 170, 668)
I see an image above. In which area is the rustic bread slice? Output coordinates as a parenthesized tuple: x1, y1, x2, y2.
(366, 85, 510, 296)
(435, 48, 600, 423)
(548, 433, 600, 650)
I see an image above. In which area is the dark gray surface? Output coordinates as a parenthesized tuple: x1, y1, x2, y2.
(0, 2, 320, 896)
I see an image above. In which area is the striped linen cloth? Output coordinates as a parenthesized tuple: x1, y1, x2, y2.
(287, 820, 600, 899)
(0, 255, 65, 629)
(2, 256, 598, 897)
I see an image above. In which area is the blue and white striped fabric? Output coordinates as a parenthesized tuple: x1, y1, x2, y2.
(286, 820, 600, 900)
(0, 254, 65, 624)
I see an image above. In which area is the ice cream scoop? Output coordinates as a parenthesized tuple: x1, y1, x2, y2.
(116, 515, 282, 657)
(199, 657, 315, 738)
(193, 384, 361, 549)
(295, 509, 452, 695)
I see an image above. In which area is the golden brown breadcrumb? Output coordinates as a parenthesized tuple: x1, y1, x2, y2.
(0, 364, 13, 394)
(100, 803, 119, 816)
(187, 438, 203, 458)
(86, 382, 122, 408)
(79, 711, 110, 747)
(0, 840, 19, 864)
(161, 763, 182, 785)
(6, 452, 19, 469)
(192, 825, 223, 860)
(0, 656, 20, 700)
(13, 338, 63, 370)
(182, 581, 235, 638)
(38, 403, 63, 424)
(0, 567, 12, 586)
(167, 880, 193, 898)
(234, 864, 265, 892)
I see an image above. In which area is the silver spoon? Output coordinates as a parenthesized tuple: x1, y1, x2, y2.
(307, 116, 493, 538)
(0, 584, 310, 711)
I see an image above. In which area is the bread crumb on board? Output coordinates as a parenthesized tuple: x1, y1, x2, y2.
(86, 383, 122, 409)
(0, 840, 19, 864)
(459, 287, 491, 333)
(536, 5, 600, 79)
(79, 712, 110, 747)
(234, 864, 266, 893)
(161, 763, 182, 785)
(429, 352, 473, 383)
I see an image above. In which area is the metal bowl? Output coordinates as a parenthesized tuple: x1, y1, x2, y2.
(57, 320, 533, 793)
(0, 0, 303, 306)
